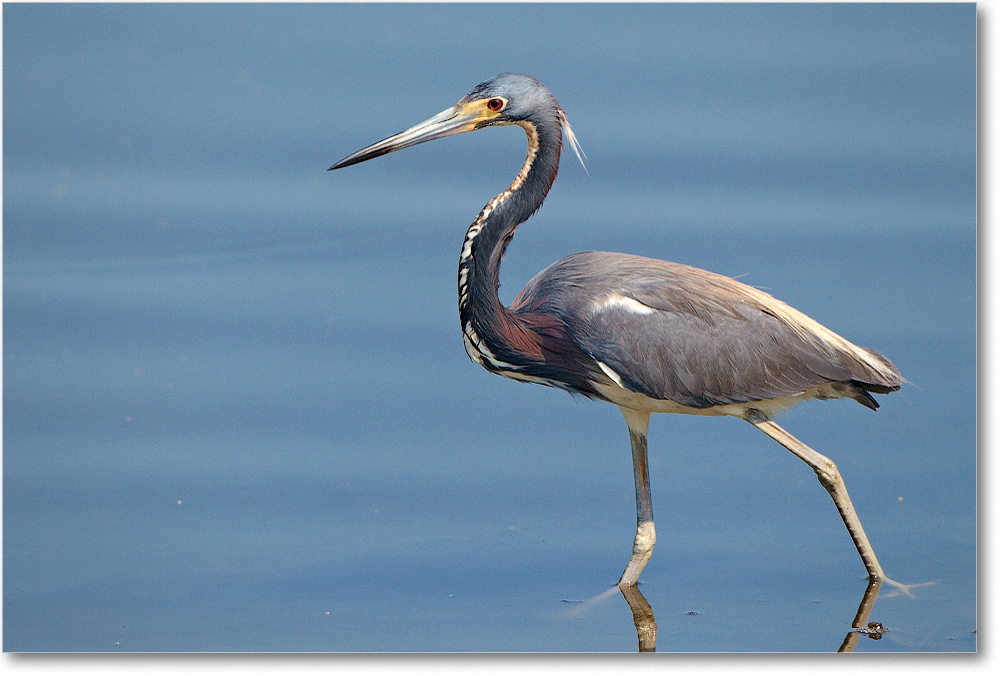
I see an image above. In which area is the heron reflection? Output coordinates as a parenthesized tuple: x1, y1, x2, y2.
(614, 576, 889, 651)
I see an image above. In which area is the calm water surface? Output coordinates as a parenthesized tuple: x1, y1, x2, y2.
(3, 3, 976, 652)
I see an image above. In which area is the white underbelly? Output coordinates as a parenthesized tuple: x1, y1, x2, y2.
(590, 373, 849, 420)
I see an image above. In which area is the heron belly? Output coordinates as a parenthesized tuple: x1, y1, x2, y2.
(590, 362, 855, 420)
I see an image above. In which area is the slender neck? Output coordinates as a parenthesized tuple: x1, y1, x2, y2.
(455, 114, 599, 397)
(458, 119, 561, 325)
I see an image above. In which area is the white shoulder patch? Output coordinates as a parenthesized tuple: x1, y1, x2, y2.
(597, 360, 626, 389)
(593, 293, 656, 316)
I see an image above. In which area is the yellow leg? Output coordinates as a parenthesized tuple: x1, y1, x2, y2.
(618, 408, 655, 588)
(749, 419, 886, 580)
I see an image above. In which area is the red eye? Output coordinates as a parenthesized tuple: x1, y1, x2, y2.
(487, 98, 505, 111)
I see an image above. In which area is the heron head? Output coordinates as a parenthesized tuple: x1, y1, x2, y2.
(329, 73, 585, 171)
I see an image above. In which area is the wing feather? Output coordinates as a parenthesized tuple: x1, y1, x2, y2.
(511, 250, 901, 409)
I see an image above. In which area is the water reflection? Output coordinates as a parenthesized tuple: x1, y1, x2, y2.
(619, 584, 656, 652)
(615, 578, 890, 653)
(838, 580, 883, 653)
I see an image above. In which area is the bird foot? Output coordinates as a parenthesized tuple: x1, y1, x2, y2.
(877, 575, 935, 599)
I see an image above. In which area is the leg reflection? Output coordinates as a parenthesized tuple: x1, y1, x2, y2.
(611, 576, 897, 651)
(838, 578, 883, 652)
(619, 584, 657, 652)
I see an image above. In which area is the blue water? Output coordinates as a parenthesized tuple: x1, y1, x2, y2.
(3, 3, 976, 652)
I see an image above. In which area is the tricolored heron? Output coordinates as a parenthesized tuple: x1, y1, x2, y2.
(330, 73, 903, 590)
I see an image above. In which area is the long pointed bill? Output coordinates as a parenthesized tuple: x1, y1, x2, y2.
(329, 103, 484, 171)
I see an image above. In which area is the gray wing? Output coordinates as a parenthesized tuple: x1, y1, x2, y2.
(513, 251, 899, 409)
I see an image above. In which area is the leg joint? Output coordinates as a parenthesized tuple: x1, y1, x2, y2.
(813, 456, 841, 489)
